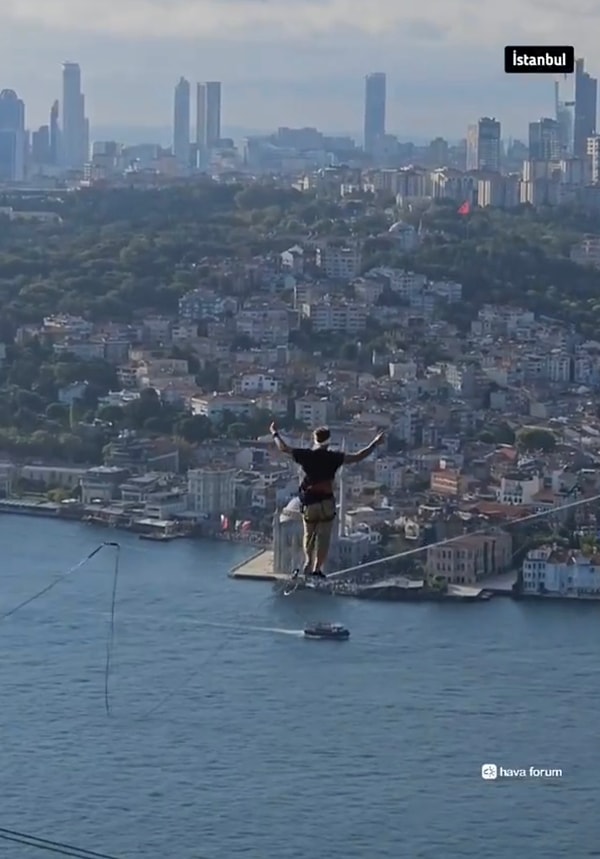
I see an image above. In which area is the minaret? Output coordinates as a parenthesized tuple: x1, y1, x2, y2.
(272, 510, 281, 573)
(338, 437, 346, 537)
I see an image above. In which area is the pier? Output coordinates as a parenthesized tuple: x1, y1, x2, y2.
(229, 549, 288, 582)
(0, 498, 59, 516)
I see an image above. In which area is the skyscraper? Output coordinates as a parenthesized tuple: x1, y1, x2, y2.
(31, 125, 51, 165)
(195, 83, 206, 148)
(0, 89, 26, 181)
(195, 81, 221, 152)
(364, 72, 386, 154)
(466, 117, 501, 171)
(205, 82, 221, 148)
(49, 100, 60, 165)
(587, 135, 600, 183)
(61, 63, 88, 169)
(555, 74, 575, 156)
(574, 58, 597, 158)
(173, 77, 191, 167)
(529, 118, 560, 160)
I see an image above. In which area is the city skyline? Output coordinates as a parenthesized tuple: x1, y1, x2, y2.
(1, 62, 597, 150)
(2, 0, 599, 136)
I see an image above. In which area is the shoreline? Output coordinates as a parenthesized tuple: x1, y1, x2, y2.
(4, 499, 600, 603)
(229, 556, 600, 604)
(0, 497, 270, 548)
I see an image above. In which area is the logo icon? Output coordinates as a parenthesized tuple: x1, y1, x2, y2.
(481, 763, 498, 780)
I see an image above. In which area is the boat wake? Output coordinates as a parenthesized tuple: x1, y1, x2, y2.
(87, 609, 303, 638)
(253, 627, 304, 636)
(153, 616, 304, 637)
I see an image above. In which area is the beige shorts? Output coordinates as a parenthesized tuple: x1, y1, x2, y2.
(302, 498, 336, 558)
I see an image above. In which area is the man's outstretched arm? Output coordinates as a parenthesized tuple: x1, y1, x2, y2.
(344, 431, 385, 464)
(270, 421, 294, 456)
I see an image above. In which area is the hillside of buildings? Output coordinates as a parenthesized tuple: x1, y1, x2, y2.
(1, 182, 600, 587)
(2, 185, 600, 335)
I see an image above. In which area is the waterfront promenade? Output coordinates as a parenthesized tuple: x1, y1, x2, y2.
(229, 549, 283, 581)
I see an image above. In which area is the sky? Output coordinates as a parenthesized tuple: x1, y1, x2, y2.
(1, 0, 598, 141)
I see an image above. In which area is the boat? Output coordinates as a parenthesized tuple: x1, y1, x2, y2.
(138, 532, 176, 542)
(303, 622, 350, 640)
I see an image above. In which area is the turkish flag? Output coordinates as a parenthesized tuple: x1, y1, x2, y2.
(457, 201, 471, 215)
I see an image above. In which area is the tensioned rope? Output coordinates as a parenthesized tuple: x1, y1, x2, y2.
(0, 541, 121, 715)
(0, 536, 280, 720)
(0, 824, 215, 859)
(0, 825, 124, 858)
(325, 489, 600, 580)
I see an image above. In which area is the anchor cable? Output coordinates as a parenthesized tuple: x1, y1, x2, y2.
(325, 489, 600, 580)
(0, 541, 121, 715)
(0, 825, 124, 858)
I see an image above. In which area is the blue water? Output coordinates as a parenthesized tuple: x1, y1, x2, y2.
(1, 517, 599, 858)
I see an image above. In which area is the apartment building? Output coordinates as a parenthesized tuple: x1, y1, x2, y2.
(426, 532, 512, 585)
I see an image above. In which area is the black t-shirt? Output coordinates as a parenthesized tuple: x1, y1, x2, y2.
(292, 447, 345, 502)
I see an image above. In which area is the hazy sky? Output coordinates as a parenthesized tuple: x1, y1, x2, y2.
(1, 0, 598, 140)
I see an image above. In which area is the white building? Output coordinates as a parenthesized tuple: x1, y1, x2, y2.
(280, 245, 304, 274)
(191, 394, 256, 422)
(374, 457, 404, 490)
(316, 243, 362, 280)
(429, 280, 463, 303)
(187, 466, 236, 515)
(391, 408, 420, 445)
(0, 462, 13, 496)
(236, 307, 289, 345)
(367, 267, 426, 300)
(547, 350, 572, 383)
(389, 360, 417, 381)
(294, 397, 334, 427)
(302, 300, 368, 333)
(80, 466, 128, 504)
(233, 373, 281, 395)
(497, 473, 541, 505)
(430, 168, 476, 202)
(522, 546, 600, 597)
(587, 136, 600, 183)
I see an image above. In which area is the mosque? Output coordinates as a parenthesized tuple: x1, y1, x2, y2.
(272, 466, 379, 575)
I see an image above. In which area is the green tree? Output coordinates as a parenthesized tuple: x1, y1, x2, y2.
(517, 427, 557, 452)
(227, 422, 248, 439)
(97, 404, 125, 425)
(176, 415, 214, 444)
(46, 403, 69, 423)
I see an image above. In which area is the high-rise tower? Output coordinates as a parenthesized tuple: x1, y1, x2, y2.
(0, 89, 26, 180)
(574, 58, 597, 158)
(195, 81, 221, 163)
(466, 117, 501, 171)
(195, 83, 206, 149)
(364, 72, 386, 154)
(61, 63, 88, 169)
(529, 118, 560, 160)
(204, 82, 221, 148)
(555, 74, 575, 155)
(49, 100, 60, 165)
(173, 76, 191, 168)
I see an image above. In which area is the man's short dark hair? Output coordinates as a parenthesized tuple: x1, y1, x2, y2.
(314, 427, 331, 444)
